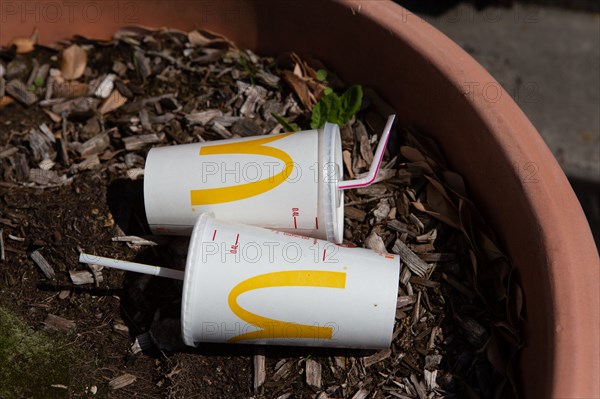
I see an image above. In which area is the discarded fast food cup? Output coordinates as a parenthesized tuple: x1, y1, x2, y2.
(143, 115, 396, 243)
(80, 213, 400, 349)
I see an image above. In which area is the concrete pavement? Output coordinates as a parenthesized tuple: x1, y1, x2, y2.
(398, 1, 600, 245)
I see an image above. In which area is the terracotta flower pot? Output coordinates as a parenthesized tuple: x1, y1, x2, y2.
(2, 0, 598, 397)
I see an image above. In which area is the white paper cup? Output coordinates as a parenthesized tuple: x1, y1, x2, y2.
(181, 213, 400, 349)
(144, 123, 345, 242)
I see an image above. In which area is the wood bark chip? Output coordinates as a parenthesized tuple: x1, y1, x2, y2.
(112, 236, 158, 246)
(6, 79, 37, 105)
(186, 109, 223, 125)
(99, 89, 127, 114)
(43, 314, 75, 332)
(0, 229, 5, 262)
(272, 360, 292, 381)
(345, 206, 366, 222)
(253, 348, 266, 390)
(30, 250, 55, 279)
(305, 358, 322, 388)
(387, 219, 417, 238)
(0, 147, 18, 160)
(78, 132, 109, 157)
(397, 295, 416, 308)
(355, 120, 374, 165)
(69, 270, 103, 285)
(0, 76, 5, 98)
(108, 373, 137, 390)
(351, 388, 370, 399)
(362, 349, 391, 368)
(122, 133, 164, 151)
(365, 231, 387, 254)
(392, 239, 430, 277)
(410, 374, 427, 399)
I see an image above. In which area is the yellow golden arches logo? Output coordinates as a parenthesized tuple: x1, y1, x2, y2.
(227, 270, 347, 343)
(190, 133, 295, 206)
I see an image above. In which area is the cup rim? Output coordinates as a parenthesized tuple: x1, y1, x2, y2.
(181, 211, 213, 346)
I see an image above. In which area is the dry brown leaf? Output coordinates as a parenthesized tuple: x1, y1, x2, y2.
(188, 30, 213, 47)
(302, 61, 319, 80)
(282, 70, 312, 110)
(400, 146, 426, 163)
(485, 329, 509, 376)
(469, 249, 479, 277)
(478, 231, 505, 261)
(443, 170, 467, 197)
(306, 79, 328, 101)
(189, 29, 235, 48)
(487, 258, 511, 301)
(113, 26, 156, 41)
(412, 201, 461, 231)
(426, 183, 461, 228)
(0, 96, 14, 107)
(408, 160, 435, 176)
(293, 62, 303, 78)
(458, 199, 479, 249)
(401, 142, 442, 172)
(403, 127, 446, 168)
(9, 37, 35, 54)
(510, 280, 524, 322)
(425, 176, 456, 206)
(61, 44, 87, 80)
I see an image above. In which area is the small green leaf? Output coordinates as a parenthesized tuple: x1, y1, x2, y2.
(239, 55, 256, 86)
(311, 91, 342, 129)
(310, 101, 326, 129)
(310, 85, 362, 129)
(271, 113, 300, 132)
(316, 69, 328, 81)
(339, 85, 363, 124)
(33, 76, 44, 88)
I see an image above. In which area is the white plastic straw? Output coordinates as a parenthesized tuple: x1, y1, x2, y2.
(79, 252, 184, 280)
(338, 114, 395, 190)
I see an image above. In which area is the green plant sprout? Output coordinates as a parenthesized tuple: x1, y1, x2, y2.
(271, 113, 301, 132)
(310, 84, 363, 129)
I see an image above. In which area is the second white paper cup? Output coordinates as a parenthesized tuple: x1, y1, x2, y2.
(181, 213, 400, 349)
(144, 124, 344, 242)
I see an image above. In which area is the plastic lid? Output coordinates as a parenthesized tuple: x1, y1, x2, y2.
(322, 122, 344, 244)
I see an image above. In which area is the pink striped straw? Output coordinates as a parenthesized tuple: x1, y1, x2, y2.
(338, 114, 395, 190)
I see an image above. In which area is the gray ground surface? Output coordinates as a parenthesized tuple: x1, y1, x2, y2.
(402, 2, 600, 246)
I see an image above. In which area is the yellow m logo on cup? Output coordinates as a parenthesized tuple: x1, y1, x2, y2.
(190, 133, 294, 206)
(227, 270, 347, 343)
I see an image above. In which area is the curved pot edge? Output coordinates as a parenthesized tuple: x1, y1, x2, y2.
(351, 1, 600, 396)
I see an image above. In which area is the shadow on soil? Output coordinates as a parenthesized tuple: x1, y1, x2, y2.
(102, 179, 380, 362)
